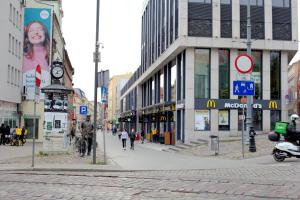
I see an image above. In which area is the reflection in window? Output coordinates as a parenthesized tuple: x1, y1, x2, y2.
(238, 109, 262, 131)
(271, 52, 281, 99)
(171, 65, 177, 101)
(271, 110, 281, 130)
(219, 49, 230, 99)
(160, 71, 164, 103)
(219, 110, 230, 130)
(195, 49, 210, 98)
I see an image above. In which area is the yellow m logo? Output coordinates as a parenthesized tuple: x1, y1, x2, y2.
(269, 101, 278, 109)
(207, 100, 216, 108)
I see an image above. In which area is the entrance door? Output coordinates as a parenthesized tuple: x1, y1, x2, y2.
(24, 118, 39, 139)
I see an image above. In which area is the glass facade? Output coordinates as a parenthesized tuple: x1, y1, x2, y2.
(195, 49, 210, 98)
(219, 49, 230, 99)
(220, 0, 232, 38)
(160, 71, 164, 103)
(195, 110, 210, 131)
(270, 52, 281, 99)
(171, 65, 176, 102)
(239, 50, 262, 99)
(272, 0, 291, 40)
(238, 109, 262, 131)
(271, 110, 281, 130)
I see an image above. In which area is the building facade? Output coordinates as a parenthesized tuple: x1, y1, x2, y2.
(0, 0, 25, 128)
(107, 73, 132, 129)
(120, 0, 298, 144)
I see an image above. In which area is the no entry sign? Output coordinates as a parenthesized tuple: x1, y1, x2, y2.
(234, 54, 254, 74)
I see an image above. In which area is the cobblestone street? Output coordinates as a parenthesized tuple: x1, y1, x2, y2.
(1, 167, 300, 200)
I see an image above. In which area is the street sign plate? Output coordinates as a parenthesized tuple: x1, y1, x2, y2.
(234, 54, 254, 74)
(233, 80, 255, 96)
(79, 105, 88, 115)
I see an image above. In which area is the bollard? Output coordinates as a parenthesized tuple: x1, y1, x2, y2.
(249, 127, 256, 152)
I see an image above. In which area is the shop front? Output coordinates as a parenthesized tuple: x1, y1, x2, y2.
(118, 110, 136, 132)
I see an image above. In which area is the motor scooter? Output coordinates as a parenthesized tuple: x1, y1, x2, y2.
(269, 131, 300, 162)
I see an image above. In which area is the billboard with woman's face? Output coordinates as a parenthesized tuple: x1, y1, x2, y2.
(23, 8, 52, 100)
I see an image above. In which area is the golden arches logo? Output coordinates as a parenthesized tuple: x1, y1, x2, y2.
(160, 116, 167, 121)
(269, 101, 278, 109)
(207, 100, 216, 108)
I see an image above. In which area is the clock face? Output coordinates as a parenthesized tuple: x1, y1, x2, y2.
(51, 66, 64, 79)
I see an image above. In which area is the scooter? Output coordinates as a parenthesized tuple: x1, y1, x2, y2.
(269, 132, 300, 162)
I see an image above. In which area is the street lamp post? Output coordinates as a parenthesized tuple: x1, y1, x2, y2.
(93, 0, 101, 165)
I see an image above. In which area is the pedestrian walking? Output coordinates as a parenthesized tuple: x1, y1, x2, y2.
(129, 128, 136, 150)
(0, 124, 5, 145)
(81, 115, 93, 157)
(140, 129, 145, 144)
(121, 129, 128, 150)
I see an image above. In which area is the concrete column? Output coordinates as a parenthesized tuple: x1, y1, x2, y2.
(136, 85, 143, 132)
(184, 48, 195, 142)
(232, 0, 240, 39)
(291, 0, 298, 41)
(178, 0, 188, 37)
(211, 48, 219, 98)
(213, 0, 221, 38)
(230, 49, 239, 135)
(262, 51, 271, 100)
(264, 0, 272, 40)
(211, 110, 219, 134)
(230, 49, 238, 99)
(230, 109, 239, 136)
(263, 110, 271, 132)
(281, 51, 289, 121)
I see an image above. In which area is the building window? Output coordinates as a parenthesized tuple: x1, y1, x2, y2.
(239, 50, 262, 99)
(8, 34, 11, 52)
(152, 78, 155, 105)
(271, 110, 281, 130)
(219, 49, 230, 99)
(7, 65, 10, 84)
(220, 0, 232, 38)
(171, 64, 176, 102)
(219, 110, 230, 130)
(188, 0, 212, 37)
(252, 109, 262, 130)
(9, 4, 12, 22)
(195, 110, 210, 131)
(271, 52, 281, 99)
(272, 0, 291, 40)
(195, 49, 210, 98)
(159, 71, 164, 103)
(240, 0, 264, 39)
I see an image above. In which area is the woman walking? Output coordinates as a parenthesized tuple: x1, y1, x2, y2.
(121, 129, 128, 150)
(129, 128, 136, 150)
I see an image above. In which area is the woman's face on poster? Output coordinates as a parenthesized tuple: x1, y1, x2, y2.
(28, 22, 45, 45)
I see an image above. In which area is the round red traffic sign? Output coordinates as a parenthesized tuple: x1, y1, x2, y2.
(234, 54, 254, 74)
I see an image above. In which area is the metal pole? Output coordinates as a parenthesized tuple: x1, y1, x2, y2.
(32, 99, 36, 167)
(93, 0, 101, 165)
(246, 0, 252, 144)
(242, 107, 245, 159)
(103, 105, 107, 164)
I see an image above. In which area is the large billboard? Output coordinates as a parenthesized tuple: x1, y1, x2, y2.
(23, 8, 52, 100)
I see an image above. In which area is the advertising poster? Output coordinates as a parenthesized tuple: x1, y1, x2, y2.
(219, 110, 229, 125)
(43, 93, 68, 136)
(194, 110, 210, 131)
(23, 8, 52, 100)
(101, 87, 108, 103)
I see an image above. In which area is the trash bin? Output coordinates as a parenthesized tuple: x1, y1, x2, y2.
(209, 135, 219, 155)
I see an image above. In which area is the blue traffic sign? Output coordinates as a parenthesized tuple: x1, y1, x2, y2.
(79, 105, 88, 115)
(233, 80, 255, 96)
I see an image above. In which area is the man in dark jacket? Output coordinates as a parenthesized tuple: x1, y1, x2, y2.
(0, 124, 5, 145)
(81, 115, 93, 156)
(129, 128, 136, 150)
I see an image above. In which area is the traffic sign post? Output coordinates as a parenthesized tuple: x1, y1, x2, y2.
(234, 54, 254, 74)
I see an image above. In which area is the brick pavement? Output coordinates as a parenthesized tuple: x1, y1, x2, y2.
(0, 168, 300, 200)
(180, 134, 274, 159)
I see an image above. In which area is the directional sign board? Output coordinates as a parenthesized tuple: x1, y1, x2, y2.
(79, 105, 88, 115)
(233, 80, 255, 96)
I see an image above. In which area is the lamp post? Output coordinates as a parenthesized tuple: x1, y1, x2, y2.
(93, 0, 101, 165)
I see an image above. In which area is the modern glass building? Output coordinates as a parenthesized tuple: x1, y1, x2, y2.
(120, 0, 298, 144)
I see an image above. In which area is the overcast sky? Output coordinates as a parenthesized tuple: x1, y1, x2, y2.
(63, 0, 144, 100)
(63, 1, 300, 100)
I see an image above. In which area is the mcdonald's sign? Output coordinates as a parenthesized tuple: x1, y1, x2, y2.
(206, 99, 216, 108)
(269, 101, 278, 109)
